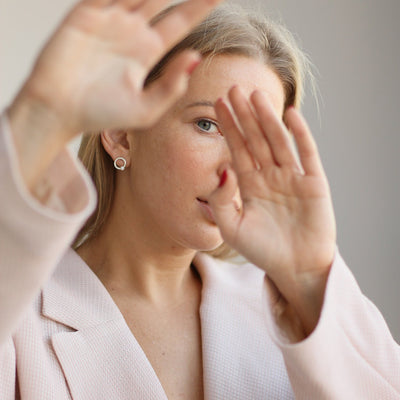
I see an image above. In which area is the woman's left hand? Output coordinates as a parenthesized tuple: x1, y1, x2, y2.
(210, 86, 336, 337)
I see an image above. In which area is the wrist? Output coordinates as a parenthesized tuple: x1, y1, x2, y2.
(7, 89, 72, 190)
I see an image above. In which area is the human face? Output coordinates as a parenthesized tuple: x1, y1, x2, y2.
(126, 54, 285, 252)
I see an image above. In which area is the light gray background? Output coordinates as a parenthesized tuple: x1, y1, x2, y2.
(1, 0, 399, 341)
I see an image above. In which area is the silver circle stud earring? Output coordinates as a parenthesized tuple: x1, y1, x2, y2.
(113, 157, 127, 171)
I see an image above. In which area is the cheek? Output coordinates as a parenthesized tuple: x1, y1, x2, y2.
(162, 140, 209, 186)
(138, 129, 223, 204)
(161, 153, 204, 203)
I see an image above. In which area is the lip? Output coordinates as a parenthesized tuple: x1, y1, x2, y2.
(196, 198, 216, 224)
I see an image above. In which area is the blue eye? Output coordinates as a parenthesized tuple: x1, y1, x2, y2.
(196, 119, 220, 134)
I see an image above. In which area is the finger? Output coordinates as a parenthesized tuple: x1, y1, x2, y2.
(208, 167, 241, 241)
(152, 0, 222, 50)
(139, 50, 200, 125)
(250, 90, 299, 169)
(284, 107, 325, 177)
(116, 0, 170, 20)
(214, 98, 255, 173)
(81, 0, 114, 6)
(117, 0, 145, 8)
(137, 0, 171, 20)
(228, 86, 275, 169)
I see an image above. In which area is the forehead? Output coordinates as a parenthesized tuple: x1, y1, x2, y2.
(176, 54, 285, 116)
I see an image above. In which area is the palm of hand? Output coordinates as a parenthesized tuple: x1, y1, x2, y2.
(234, 166, 335, 285)
(23, 0, 215, 135)
(212, 88, 336, 293)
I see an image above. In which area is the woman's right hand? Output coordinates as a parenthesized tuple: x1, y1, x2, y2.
(7, 0, 221, 188)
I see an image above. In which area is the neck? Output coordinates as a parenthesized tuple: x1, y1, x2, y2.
(76, 209, 199, 308)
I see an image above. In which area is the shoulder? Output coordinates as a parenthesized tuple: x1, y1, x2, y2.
(41, 248, 121, 330)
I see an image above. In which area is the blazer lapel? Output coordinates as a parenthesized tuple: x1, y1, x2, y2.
(194, 253, 294, 400)
(42, 249, 293, 399)
(42, 249, 168, 400)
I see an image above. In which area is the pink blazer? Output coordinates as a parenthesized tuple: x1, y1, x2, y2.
(1, 113, 399, 399)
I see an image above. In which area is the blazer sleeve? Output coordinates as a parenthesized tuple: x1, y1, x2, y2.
(263, 251, 400, 399)
(0, 111, 97, 345)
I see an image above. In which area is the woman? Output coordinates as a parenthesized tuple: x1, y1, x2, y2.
(1, 0, 399, 398)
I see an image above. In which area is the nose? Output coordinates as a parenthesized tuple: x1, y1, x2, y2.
(217, 137, 232, 168)
(214, 137, 233, 186)
(215, 138, 242, 210)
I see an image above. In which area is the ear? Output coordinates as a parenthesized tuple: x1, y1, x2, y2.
(101, 129, 132, 169)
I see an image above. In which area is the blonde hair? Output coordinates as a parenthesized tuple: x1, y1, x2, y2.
(73, 4, 313, 258)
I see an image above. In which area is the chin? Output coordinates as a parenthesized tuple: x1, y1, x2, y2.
(180, 228, 224, 252)
(193, 236, 224, 252)
(196, 241, 224, 252)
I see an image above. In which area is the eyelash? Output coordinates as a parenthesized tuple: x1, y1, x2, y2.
(195, 118, 222, 136)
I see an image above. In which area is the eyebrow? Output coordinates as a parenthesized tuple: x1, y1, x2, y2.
(185, 100, 215, 109)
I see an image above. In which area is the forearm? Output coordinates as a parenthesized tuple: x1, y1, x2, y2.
(264, 252, 400, 398)
(287, 265, 331, 338)
(265, 252, 333, 341)
(0, 112, 96, 343)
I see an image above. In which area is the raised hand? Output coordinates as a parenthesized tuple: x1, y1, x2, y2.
(210, 86, 336, 336)
(8, 0, 221, 188)
(15, 0, 222, 134)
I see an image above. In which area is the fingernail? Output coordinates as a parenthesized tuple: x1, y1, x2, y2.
(218, 170, 227, 187)
(186, 59, 201, 75)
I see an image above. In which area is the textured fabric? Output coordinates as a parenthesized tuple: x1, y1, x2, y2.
(1, 112, 399, 399)
(264, 257, 400, 399)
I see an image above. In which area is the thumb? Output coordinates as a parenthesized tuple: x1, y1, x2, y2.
(208, 167, 241, 241)
(140, 51, 200, 123)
